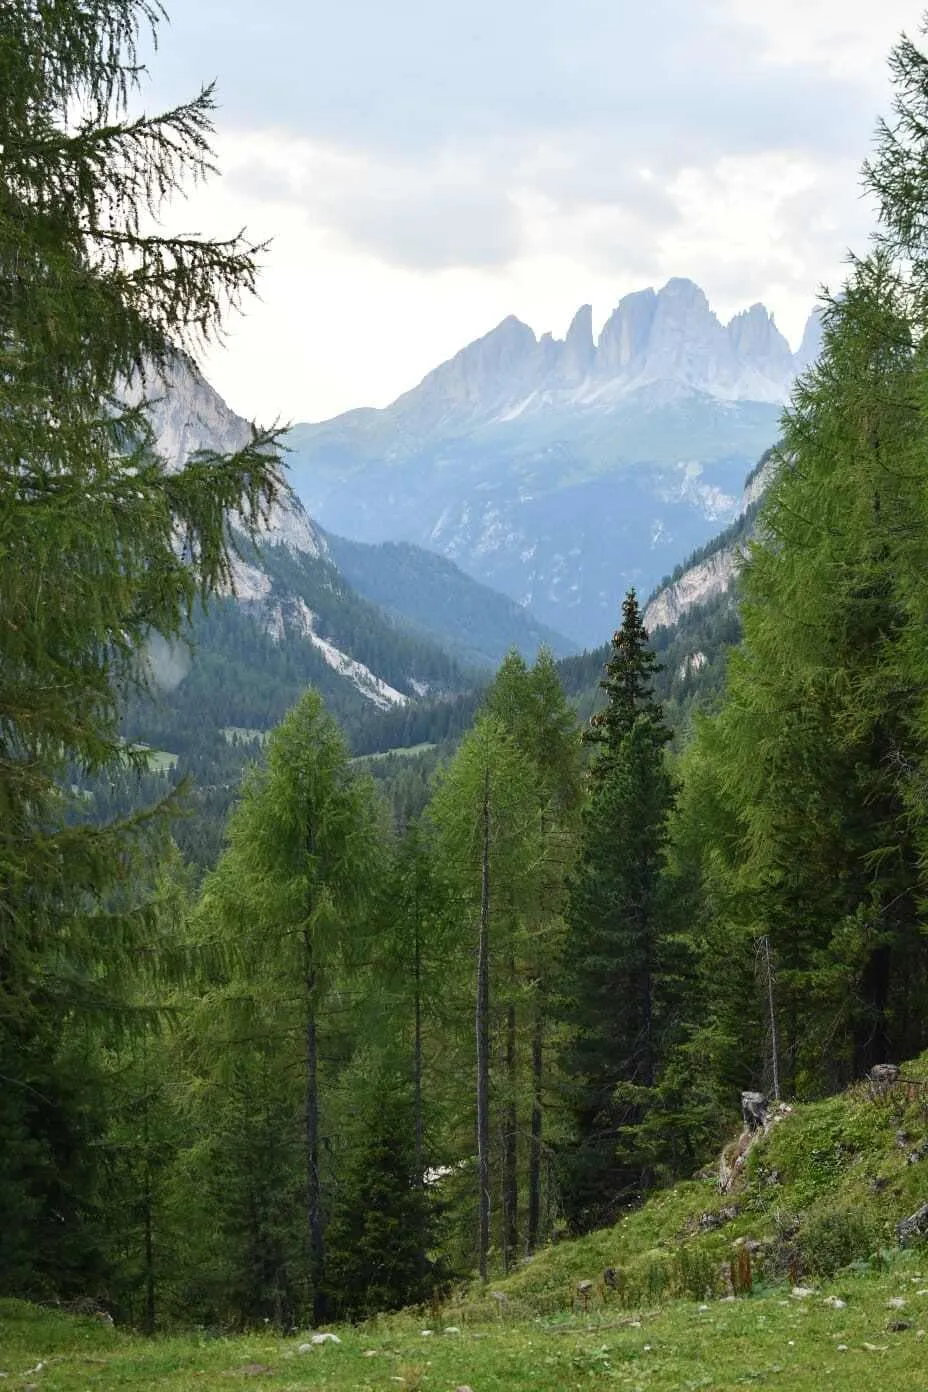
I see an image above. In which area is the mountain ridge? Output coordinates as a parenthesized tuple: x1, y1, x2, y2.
(284, 279, 813, 646)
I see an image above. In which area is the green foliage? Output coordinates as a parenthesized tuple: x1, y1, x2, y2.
(326, 1079, 447, 1320)
(798, 1204, 880, 1279)
(557, 593, 676, 1229)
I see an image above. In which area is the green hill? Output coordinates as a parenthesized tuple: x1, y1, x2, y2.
(8, 1057, 928, 1391)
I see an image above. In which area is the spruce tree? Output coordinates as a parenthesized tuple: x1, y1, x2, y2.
(557, 591, 674, 1230)
(326, 1075, 445, 1321)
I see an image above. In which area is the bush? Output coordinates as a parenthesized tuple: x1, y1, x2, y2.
(676, 1245, 720, 1301)
(799, 1204, 879, 1278)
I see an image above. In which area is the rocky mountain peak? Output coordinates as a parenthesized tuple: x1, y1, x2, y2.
(796, 308, 824, 372)
(562, 303, 595, 381)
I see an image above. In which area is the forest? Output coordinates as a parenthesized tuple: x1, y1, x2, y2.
(8, 0, 928, 1336)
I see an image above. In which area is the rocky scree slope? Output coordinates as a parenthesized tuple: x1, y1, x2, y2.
(286, 282, 819, 646)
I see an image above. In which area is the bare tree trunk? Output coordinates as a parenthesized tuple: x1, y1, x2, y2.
(304, 931, 325, 1323)
(476, 764, 491, 1281)
(414, 879, 423, 1185)
(142, 1104, 155, 1336)
(758, 935, 780, 1101)
(527, 997, 543, 1252)
(502, 990, 518, 1270)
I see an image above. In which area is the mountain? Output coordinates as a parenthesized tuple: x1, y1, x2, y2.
(136, 356, 566, 716)
(556, 450, 777, 734)
(324, 532, 577, 670)
(285, 279, 815, 647)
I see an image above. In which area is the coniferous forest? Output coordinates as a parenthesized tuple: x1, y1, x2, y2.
(11, 0, 928, 1337)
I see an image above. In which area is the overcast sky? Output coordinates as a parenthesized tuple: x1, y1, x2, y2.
(141, 0, 920, 424)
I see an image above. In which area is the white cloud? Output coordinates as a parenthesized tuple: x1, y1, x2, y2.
(146, 0, 925, 424)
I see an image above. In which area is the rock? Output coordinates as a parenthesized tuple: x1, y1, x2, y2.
(741, 1092, 768, 1132)
(791, 1286, 815, 1299)
(454, 1386, 475, 1392)
(869, 1063, 900, 1094)
(310, 1332, 340, 1345)
(823, 1296, 847, 1309)
(837, 1343, 848, 1351)
(698, 1204, 739, 1231)
(862, 1342, 889, 1351)
(898, 1203, 928, 1247)
(887, 1297, 907, 1309)
(577, 1279, 594, 1293)
(443, 1326, 461, 1334)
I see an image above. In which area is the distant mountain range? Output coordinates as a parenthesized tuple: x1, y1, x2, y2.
(284, 278, 818, 647)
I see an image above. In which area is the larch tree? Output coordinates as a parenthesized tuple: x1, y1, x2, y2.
(427, 715, 541, 1278)
(0, 0, 284, 1294)
(191, 689, 386, 1323)
(484, 648, 582, 1251)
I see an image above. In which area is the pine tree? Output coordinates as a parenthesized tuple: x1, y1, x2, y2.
(557, 592, 674, 1230)
(585, 591, 669, 776)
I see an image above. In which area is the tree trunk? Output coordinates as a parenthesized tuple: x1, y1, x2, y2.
(502, 991, 518, 1270)
(304, 931, 325, 1323)
(476, 764, 491, 1281)
(527, 997, 543, 1252)
(142, 1105, 155, 1336)
(414, 882, 423, 1186)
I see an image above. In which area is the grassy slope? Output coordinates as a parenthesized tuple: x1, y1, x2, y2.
(6, 1058, 928, 1391)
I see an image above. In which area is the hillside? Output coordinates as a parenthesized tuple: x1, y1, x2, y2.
(556, 449, 776, 732)
(8, 1057, 928, 1390)
(325, 532, 577, 669)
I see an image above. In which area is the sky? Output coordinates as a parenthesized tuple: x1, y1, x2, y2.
(138, 0, 921, 425)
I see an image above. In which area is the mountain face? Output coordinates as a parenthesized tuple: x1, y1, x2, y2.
(285, 279, 815, 648)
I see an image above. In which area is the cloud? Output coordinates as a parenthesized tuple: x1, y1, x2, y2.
(141, 0, 922, 418)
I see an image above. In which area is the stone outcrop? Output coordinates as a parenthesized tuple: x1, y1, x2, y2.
(644, 546, 741, 632)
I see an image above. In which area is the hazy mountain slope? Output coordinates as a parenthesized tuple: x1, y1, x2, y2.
(557, 450, 777, 733)
(325, 532, 577, 669)
(285, 282, 813, 646)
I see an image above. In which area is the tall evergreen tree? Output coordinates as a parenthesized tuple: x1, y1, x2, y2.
(192, 690, 385, 1322)
(0, 0, 283, 1296)
(557, 592, 674, 1230)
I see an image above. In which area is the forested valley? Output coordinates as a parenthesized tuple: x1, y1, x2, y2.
(10, 0, 928, 1340)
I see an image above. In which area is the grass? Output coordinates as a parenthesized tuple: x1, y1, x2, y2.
(5, 1268, 928, 1392)
(6, 1060, 928, 1390)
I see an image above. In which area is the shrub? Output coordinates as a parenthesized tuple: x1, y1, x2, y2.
(799, 1204, 880, 1278)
